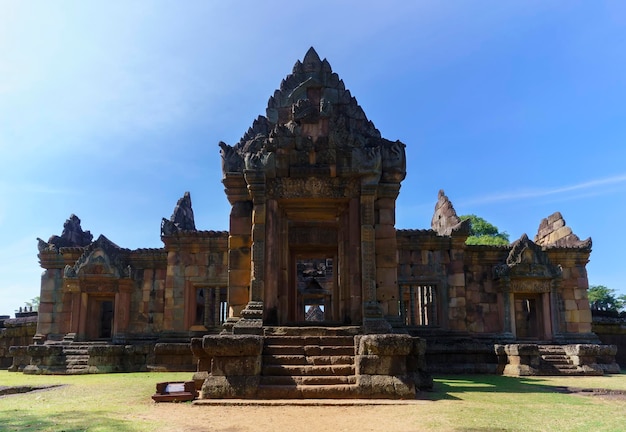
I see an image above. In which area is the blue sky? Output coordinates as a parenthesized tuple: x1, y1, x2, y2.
(1, 1, 625, 314)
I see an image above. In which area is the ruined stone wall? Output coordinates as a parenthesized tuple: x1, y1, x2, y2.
(593, 318, 626, 366)
(0, 314, 37, 369)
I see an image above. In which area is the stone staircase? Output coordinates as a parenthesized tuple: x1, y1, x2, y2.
(538, 345, 579, 375)
(257, 327, 360, 398)
(61, 342, 109, 374)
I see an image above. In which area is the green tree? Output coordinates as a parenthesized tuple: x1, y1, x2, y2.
(459, 214, 510, 246)
(25, 296, 40, 312)
(588, 285, 625, 312)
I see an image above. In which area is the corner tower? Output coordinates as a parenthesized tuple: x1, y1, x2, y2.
(219, 48, 406, 333)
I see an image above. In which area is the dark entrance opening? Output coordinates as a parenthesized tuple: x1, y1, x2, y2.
(514, 294, 544, 340)
(99, 300, 114, 339)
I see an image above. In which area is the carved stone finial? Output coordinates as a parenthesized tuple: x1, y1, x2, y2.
(534, 212, 591, 248)
(431, 190, 467, 236)
(161, 192, 196, 236)
(40, 214, 93, 251)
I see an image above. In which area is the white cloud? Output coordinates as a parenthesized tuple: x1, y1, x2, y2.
(459, 173, 626, 206)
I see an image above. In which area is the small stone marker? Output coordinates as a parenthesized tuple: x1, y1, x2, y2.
(151, 381, 197, 402)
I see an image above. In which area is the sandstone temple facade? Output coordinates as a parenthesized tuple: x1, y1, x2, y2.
(17, 48, 618, 398)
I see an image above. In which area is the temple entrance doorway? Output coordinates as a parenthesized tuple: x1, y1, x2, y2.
(513, 293, 547, 340)
(292, 253, 336, 324)
(86, 297, 115, 340)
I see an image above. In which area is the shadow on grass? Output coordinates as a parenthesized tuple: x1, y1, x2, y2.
(422, 374, 578, 401)
(0, 409, 144, 432)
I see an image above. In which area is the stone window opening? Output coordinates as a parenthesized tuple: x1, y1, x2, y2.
(400, 284, 439, 326)
(194, 287, 228, 328)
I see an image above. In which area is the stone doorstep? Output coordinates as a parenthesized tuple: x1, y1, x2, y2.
(262, 354, 354, 366)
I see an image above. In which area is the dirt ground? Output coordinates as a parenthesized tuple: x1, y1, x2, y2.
(138, 400, 434, 432)
(137, 389, 626, 432)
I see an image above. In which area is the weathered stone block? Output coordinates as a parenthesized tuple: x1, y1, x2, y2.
(202, 334, 263, 356)
(356, 354, 406, 375)
(448, 273, 465, 287)
(211, 355, 261, 376)
(201, 375, 259, 399)
(358, 334, 412, 356)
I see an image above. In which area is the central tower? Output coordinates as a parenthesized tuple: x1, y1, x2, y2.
(219, 48, 406, 333)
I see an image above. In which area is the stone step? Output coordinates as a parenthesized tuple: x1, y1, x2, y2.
(263, 345, 354, 357)
(260, 375, 357, 386)
(263, 354, 354, 366)
(538, 346, 566, 354)
(256, 384, 360, 399)
(262, 364, 355, 377)
(63, 349, 89, 355)
(65, 356, 89, 366)
(541, 355, 571, 364)
(263, 326, 361, 337)
(264, 336, 355, 347)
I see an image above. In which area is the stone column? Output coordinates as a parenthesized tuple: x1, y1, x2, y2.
(233, 170, 266, 334)
(375, 183, 401, 325)
(222, 173, 251, 331)
(361, 184, 390, 333)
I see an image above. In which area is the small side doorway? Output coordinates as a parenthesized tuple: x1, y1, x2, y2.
(514, 294, 544, 340)
(86, 297, 115, 340)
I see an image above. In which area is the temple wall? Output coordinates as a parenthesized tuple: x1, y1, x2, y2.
(545, 249, 593, 335)
(162, 231, 229, 333)
(37, 248, 83, 341)
(463, 247, 509, 334)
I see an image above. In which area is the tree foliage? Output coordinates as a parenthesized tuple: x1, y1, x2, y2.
(460, 214, 510, 246)
(588, 285, 626, 312)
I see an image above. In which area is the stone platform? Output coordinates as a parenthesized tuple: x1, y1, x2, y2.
(191, 327, 432, 400)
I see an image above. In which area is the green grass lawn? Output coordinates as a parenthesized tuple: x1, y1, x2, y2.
(0, 370, 625, 432)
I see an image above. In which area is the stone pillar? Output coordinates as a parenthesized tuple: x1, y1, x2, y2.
(233, 170, 266, 334)
(375, 183, 401, 325)
(361, 184, 390, 333)
(222, 173, 251, 331)
(113, 280, 133, 343)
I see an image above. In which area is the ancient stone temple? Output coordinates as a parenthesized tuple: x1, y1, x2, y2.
(17, 48, 618, 398)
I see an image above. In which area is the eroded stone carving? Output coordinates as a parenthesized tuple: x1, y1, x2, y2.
(494, 234, 561, 280)
(431, 190, 470, 236)
(64, 235, 130, 279)
(161, 192, 196, 236)
(535, 211, 591, 248)
(38, 214, 93, 252)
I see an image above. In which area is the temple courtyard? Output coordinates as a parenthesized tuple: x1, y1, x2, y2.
(1, 371, 625, 431)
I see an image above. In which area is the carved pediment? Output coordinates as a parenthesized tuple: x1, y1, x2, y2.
(494, 234, 561, 280)
(64, 235, 130, 279)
